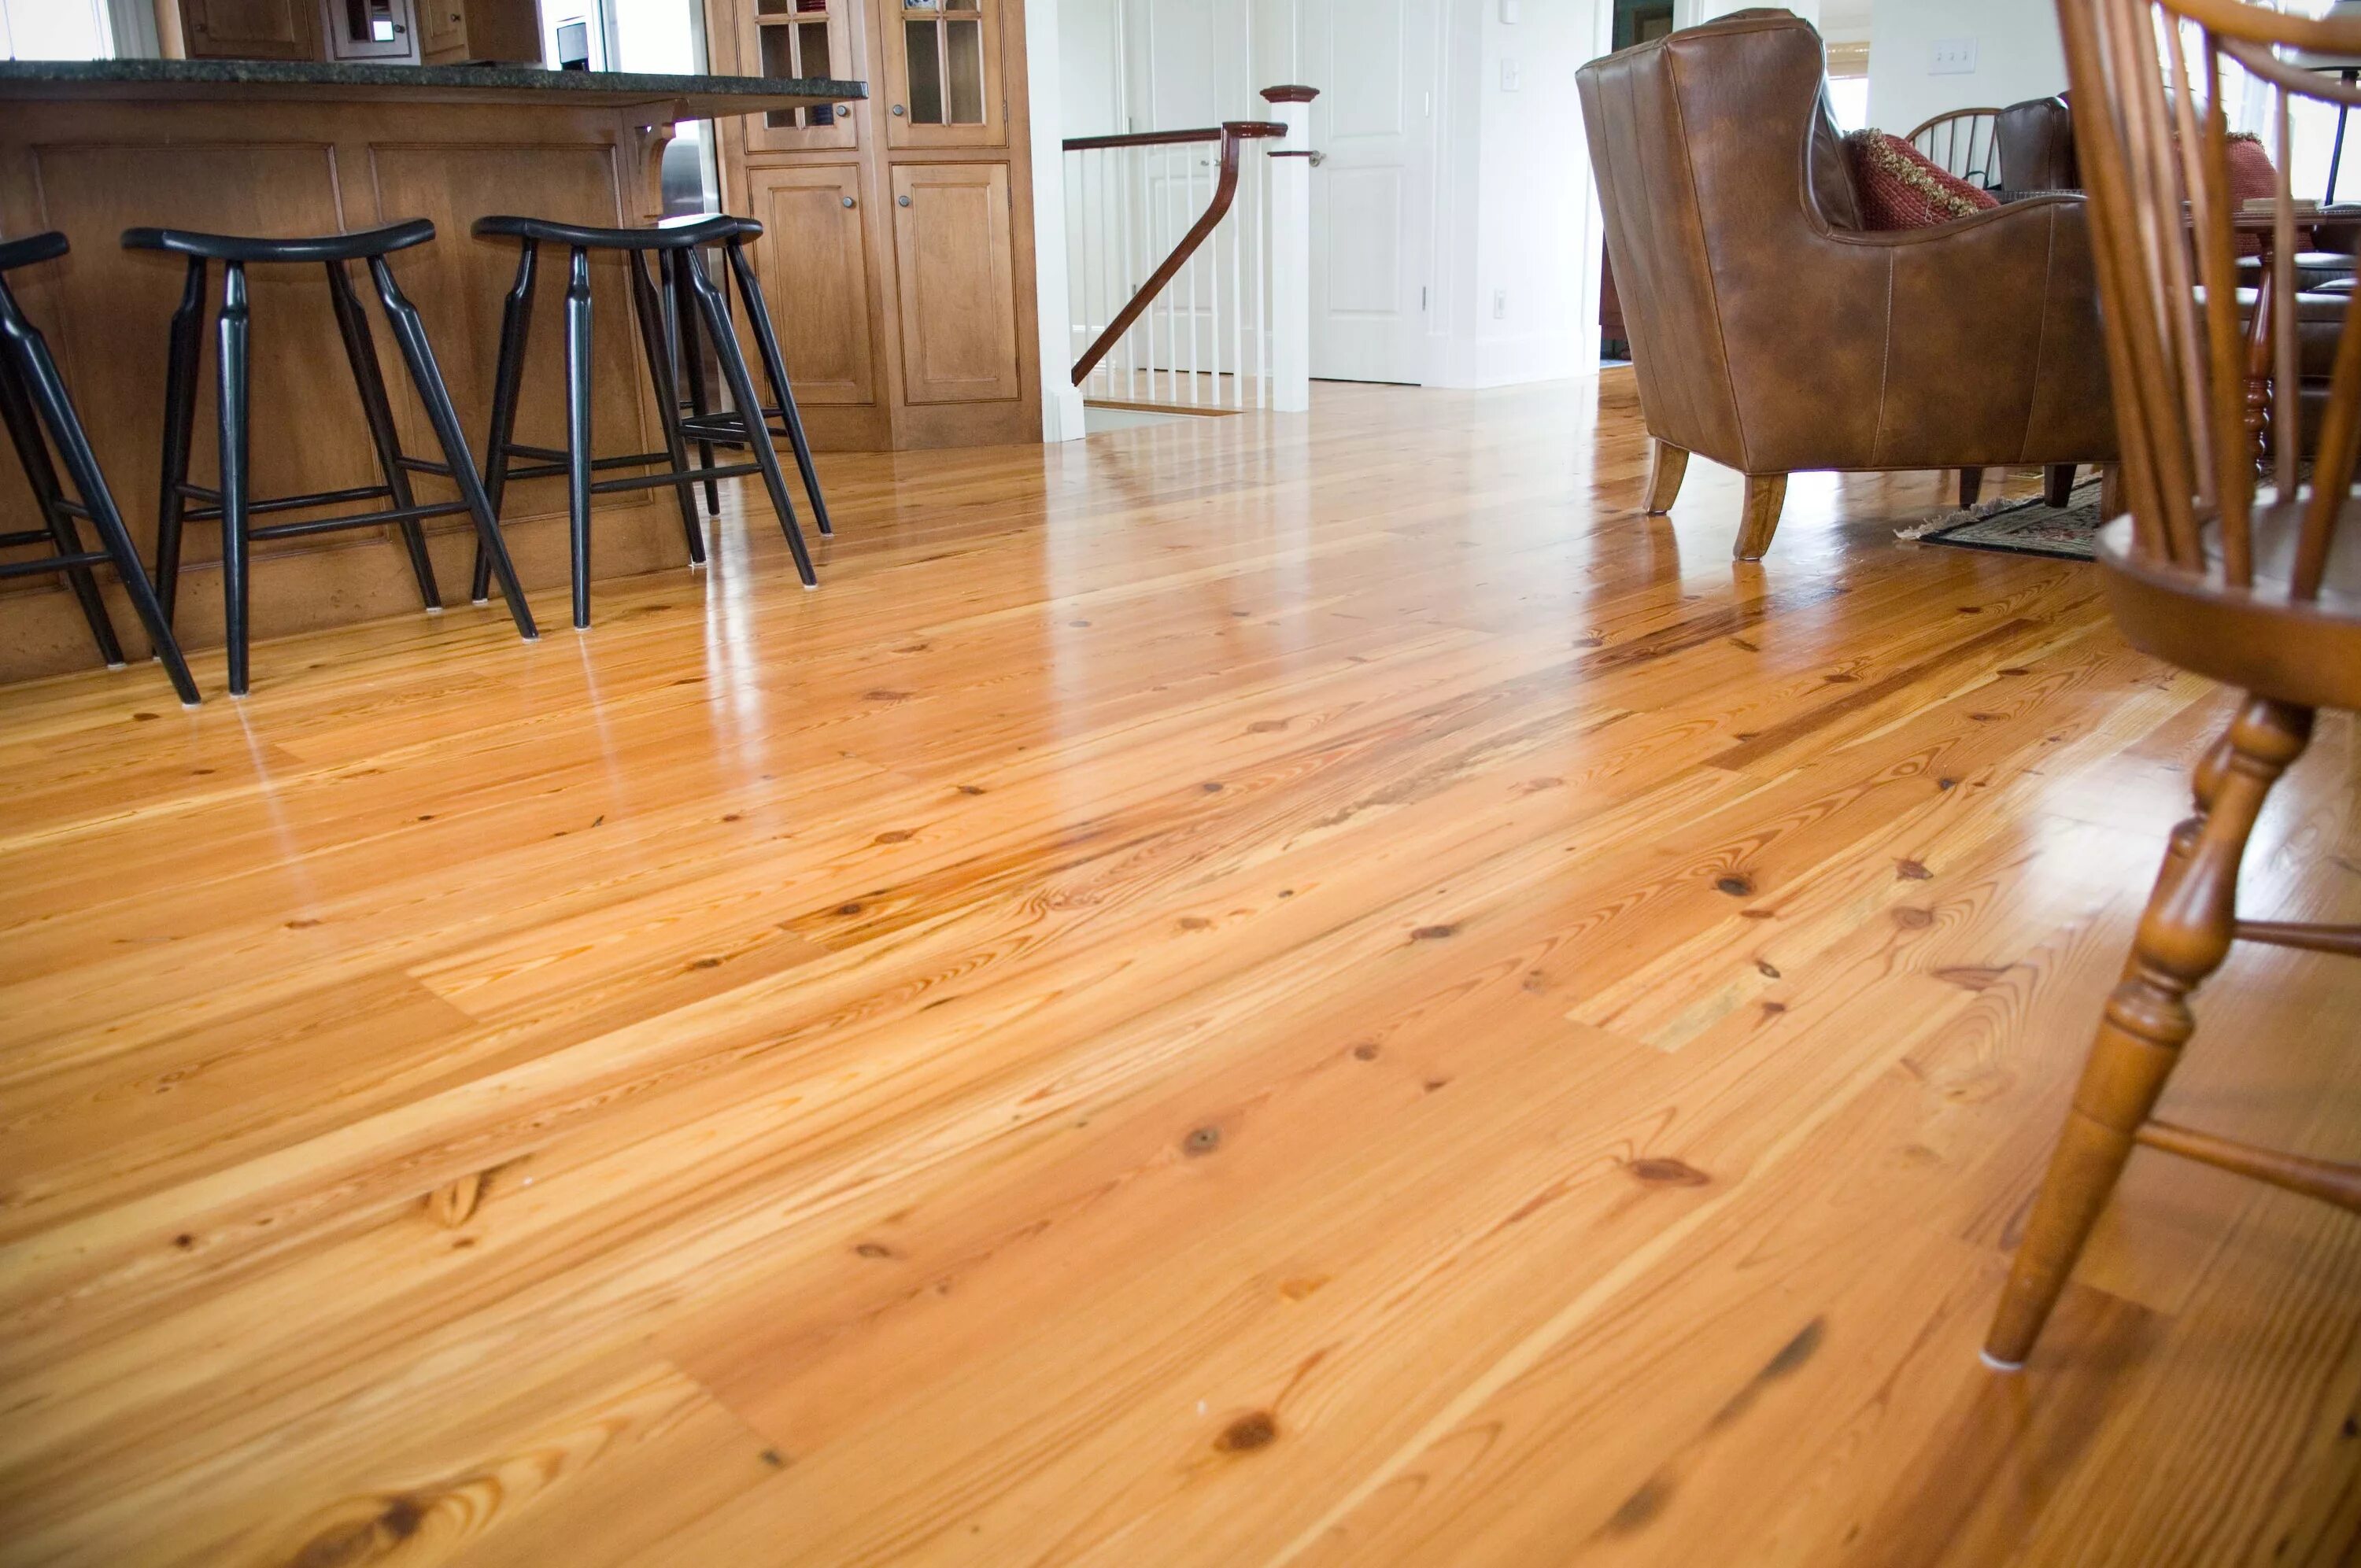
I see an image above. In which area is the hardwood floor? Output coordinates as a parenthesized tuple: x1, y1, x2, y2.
(2, 371, 2357, 1566)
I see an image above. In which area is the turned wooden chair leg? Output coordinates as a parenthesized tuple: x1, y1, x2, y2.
(1983, 697, 2314, 1370)
(1735, 473, 1786, 560)
(1643, 438, 1688, 514)
(2045, 463, 2078, 507)
(1959, 467, 1985, 507)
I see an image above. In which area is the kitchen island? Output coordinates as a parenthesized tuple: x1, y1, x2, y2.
(0, 60, 864, 684)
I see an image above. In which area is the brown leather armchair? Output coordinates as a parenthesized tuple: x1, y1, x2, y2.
(1576, 9, 2116, 559)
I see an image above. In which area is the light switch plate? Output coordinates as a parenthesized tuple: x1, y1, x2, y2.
(1500, 0, 1520, 21)
(1930, 37, 1978, 74)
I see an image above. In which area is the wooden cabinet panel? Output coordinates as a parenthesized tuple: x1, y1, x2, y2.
(419, 0, 465, 56)
(889, 162, 1018, 404)
(183, 0, 322, 59)
(419, 0, 537, 63)
(741, 164, 877, 405)
(881, 0, 1007, 149)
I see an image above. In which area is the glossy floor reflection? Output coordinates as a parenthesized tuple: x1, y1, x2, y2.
(1, 372, 2355, 1566)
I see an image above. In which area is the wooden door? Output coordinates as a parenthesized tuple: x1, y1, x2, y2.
(741, 0, 861, 152)
(881, 0, 1008, 149)
(1302, 0, 1439, 384)
(183, 0, 322, 58)
(889, 162, 1019, 403)
(741, 165, 878, 405)
(319, 0, 418, 61)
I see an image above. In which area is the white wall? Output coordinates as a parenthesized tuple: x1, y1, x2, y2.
(1868, 0, 2067, 135)
(1428, 0, 1606, 387)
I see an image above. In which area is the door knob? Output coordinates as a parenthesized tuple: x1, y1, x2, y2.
(842, 195, 855, 207)
(897, 194, 911, 206)
(891, 104, 906, 115)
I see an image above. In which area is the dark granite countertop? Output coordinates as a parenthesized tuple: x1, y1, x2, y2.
(0, 59, 864, 117)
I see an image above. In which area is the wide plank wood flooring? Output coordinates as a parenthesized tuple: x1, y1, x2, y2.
(2, 372, 2358, 1566)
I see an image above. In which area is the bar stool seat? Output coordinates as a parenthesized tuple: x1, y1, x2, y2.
(125, 217, 537, 695)
(122, 219, 436, 266)
(471, 213, 742, 251)
(0, 231, 70, 271)
(0, 231, 198, 704)
(467, 212, 821, 628)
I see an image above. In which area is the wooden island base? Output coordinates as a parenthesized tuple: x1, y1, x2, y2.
(0, 63, 855, 686)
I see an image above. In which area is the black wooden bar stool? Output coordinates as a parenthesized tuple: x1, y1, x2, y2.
(124, 219, 538, 697)
(467, 212, 818, 630)
(663, 216, 833, 539)
(0, 233, 199, 706)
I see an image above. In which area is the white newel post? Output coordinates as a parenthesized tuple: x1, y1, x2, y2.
(1262, 85, 1317, 414)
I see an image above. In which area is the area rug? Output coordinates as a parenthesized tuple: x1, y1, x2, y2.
(1894, 474, 2103, 561)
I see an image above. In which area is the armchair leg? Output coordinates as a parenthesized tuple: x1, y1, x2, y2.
(1643, 439, 1688, 514)
(2045, 463, 2078, 508)
(2101, 463, 2124, 519)
(1735, 474, 1786, 561)
(1959, 467, 1985, 507)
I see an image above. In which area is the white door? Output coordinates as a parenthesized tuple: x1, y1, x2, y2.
(1303, 0, 1437, 384)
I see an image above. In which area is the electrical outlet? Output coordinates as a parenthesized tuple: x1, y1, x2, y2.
(1493, 289, 1508, 319)
(1500, 57, 1520, 91)
(1930, 37, 1977, 74)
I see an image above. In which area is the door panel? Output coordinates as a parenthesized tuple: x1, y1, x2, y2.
(742, 164, 877, 405)
(889, 163, 1020, 403)
(1303, 0, 1435, 384)
(185, 0, 322, 58)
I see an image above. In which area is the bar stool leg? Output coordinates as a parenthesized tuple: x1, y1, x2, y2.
(682, 247, 815, 588)
(725, 236, 833, 537)
(153, 257, 206, 624)
(0, 284, 200, 706)
(365, 255, 537, 644)
(563, 245, 596, 629)
(671, 250, 720, 518)
(0, 330, 122, 664)
(627, 249, 704, 566)
(471, 240, 537, 607)
(216, 262, 253, 697)
(327, 259, 440, 611)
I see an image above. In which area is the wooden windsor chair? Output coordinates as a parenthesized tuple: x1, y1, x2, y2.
(1907, 106, 2004, 187)
(1984, 0, 2361, 1371)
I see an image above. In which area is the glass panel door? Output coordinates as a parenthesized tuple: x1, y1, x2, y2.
(885, 0, 1003, 148)
(744, 0, 857, 152)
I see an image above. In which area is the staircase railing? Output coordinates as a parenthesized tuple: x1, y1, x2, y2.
(1062, 87, 1315, 412)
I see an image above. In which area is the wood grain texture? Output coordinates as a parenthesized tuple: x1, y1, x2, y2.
(0, 373, 2355, 1566)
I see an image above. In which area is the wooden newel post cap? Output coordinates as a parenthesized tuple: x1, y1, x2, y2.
(1261, 85, 1321, 103)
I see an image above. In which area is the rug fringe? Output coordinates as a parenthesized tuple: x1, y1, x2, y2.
(1894, 478, 2103, 543)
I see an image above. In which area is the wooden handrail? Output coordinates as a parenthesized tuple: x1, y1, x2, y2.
(1066, 120, 1286, 387)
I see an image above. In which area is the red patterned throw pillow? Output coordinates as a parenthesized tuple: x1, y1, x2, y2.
(1844, 129, 2001, 230)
